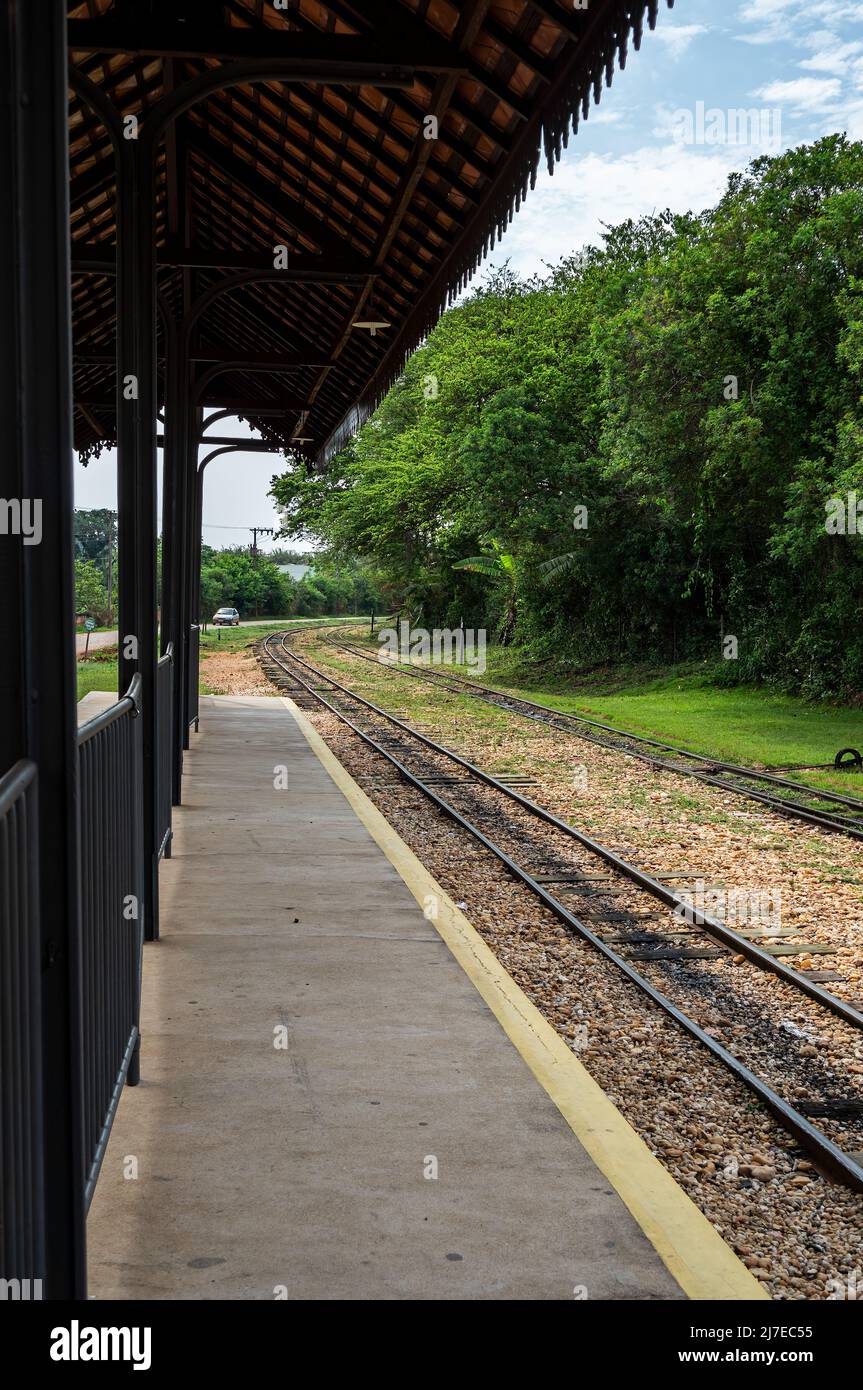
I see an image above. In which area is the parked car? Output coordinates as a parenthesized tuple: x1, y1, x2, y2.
(213, 606, 240, 626)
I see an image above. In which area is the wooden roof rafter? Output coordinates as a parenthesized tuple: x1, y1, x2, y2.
(67, 0, 675, 465)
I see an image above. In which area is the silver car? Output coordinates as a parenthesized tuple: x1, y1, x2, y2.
(213, 606, 240, 626)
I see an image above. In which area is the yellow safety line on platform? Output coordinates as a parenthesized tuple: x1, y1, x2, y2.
(282, 695, 769, 1303)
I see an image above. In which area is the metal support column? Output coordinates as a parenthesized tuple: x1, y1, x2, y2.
(183, 406, 203, 748)
(191, 470, 203, 631)
(116, 135, 160, 940)
(73, 52, 402, 936)
(160, 309, 191, 802)
(0, 0, 86, 1297)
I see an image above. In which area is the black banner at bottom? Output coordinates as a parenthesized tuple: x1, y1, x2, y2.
(0, 1295, 858, 1375)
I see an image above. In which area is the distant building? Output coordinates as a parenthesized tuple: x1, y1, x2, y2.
(277, 563, 314, 582)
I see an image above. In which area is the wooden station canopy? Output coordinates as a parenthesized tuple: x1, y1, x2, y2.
(0, 0, 676, 1299)
(69, 0, 674, 467)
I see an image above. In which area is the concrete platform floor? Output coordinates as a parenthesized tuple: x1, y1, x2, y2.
(84, 693, 687, 1301)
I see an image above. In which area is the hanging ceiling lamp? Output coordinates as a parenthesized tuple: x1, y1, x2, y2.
(352, 291, 391, 337)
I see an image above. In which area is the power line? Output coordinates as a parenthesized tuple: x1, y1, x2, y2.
(202, 522, 278, 531)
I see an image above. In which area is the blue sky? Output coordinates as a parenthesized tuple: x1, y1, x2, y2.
(74, 0, 863, 551)
(496, 0, 863, 275)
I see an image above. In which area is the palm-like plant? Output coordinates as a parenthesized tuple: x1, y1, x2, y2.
(453, 543, 517, 645)
(537, 551, 578, 585)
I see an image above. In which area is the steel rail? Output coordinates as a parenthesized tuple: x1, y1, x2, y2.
(336, 635, 863, 813)
(325, 635, 863, 838)
(262, 632, 863, 1193)
(272, 633, 863, 1029)
(330, 635, 863, 812)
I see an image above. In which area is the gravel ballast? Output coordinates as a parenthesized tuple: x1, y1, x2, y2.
(252, 631, 863, 1300)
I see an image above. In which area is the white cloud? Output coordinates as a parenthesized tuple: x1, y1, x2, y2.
(651, 23, 708, 58)
(738, 0, 863, 44)
(808, 2, 863, 22)
(800, 29, 844, 51)
(736, 0, 813, 44)
(800, 40, 863, 74)
(841, 100, 863, 137)
(491, 143, 754, 278)
(740, 0, 800, 16)
(589, 108, 626, 126)
(737, 32, 782, 46)
(753, 76, 842, 110)
(818, 97, 863, 139)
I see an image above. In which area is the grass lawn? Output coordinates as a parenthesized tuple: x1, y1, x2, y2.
(75, 617, 357, 700)
(480, 659, 863, 798)
(77, 656, 118, 701)
(339, 629, 863, 800)
(199, 614, 362, 659)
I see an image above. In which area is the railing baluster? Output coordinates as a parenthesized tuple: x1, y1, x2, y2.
(0, 760, 44, 1283)
(76, 675, 145, 1208)
(1, 666, 163, 1266)
(157, 643, 174, 860)
(0, 653, 168, 1251)
(188, 624, 200, 733)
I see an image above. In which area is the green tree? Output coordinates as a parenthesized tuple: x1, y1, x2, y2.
(453, 544, 517, 644)
(270, 136, 863, 695)
(74, 557, 108, 620)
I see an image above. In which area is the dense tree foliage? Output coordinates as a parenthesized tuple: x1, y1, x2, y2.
(197, 545, 382, 620)
(271, 138, 863, 696)
(74, 507, 116, 565)
(74, 557, 110, 621)
(71, 509, 381, 625)
(199, 546, 288, 618)
(74, 509, 116, 621)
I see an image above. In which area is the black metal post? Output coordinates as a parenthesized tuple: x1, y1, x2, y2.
(160, 310, 191, 802)
(182, 406, 203, 748)
(77, 50, 410, 937)
(116, 134, 160, 941)
(184, 450, 205, 749)
(189, 440, 233, 680)
(0, 0, 86, 1298)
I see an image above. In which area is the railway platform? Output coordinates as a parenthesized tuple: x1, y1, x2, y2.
(79, 692, 760, 1301)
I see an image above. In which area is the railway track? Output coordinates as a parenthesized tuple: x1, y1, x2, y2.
(322, 633, 863, 841)
(260, 628, 863, 1193)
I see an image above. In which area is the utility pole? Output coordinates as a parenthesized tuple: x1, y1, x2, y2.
(248, 526, 274, 616)
(249, 525, 275, 559)
(106, 513, 115, 627)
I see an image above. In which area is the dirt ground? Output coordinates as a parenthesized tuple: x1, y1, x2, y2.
(200, 648, 278, 696)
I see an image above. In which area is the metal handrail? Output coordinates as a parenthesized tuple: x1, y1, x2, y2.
(0, 756, 37, 810)
(0, 757, 44, 1282)
(4, 666, 170, 1231)
(77, 672, 142, 746)
(187, 624, 200, 732)
(156, 645, 173, 860)
(76, 675, 145, 1207)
